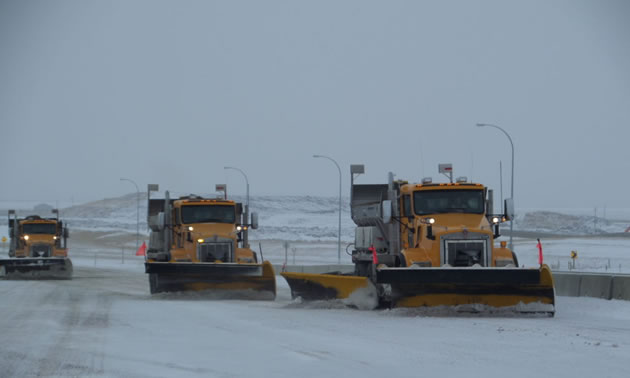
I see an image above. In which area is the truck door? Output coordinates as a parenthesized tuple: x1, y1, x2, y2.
(401, 195, 413, 248)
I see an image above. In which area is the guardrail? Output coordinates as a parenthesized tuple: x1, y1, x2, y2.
(553, 272, 630, 300)
(276, 264, 630, 301)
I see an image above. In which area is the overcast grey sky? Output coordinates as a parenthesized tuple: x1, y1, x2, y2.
(1, 0, 629, 210)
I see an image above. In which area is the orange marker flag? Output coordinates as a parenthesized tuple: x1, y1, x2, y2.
(536, 238, 543, 266)
(136, 241, 147, 256)
(369, 245, 378, 265)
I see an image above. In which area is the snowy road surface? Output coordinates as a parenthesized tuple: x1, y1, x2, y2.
(1, 262, 629, 378)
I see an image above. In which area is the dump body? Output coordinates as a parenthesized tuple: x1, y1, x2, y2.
(145, 191, 275, 298)
(282, 166, 555, 315)
(1, 211, 72, 279)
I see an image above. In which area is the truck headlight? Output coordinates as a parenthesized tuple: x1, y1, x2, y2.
(491, 217, 500, 224)
(188, 226, 194, 231)
(197, 238, 204, 243)
(24, 235, 29, 240)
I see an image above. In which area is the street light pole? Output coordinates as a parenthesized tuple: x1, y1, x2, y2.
(224, 166, 250, 248)
(120, 178, 140, 251)
(313, 154, 342, 264)
(476, 123, 515, 250)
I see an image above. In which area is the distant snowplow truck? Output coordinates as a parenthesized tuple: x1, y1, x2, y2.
(144, 184, 276, 299)
(282, 164, 555, 315)
(1, 209, 72, 279)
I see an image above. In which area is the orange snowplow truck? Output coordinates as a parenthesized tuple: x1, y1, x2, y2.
(144, 184, 275, 298)
(282, 164, 555, 315)
(1, 209, 72, 279)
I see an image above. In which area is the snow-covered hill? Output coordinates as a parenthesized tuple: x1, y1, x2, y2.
(515, 211, 624, 235)
(2, 194, 629, 240)
(50, 193, 356, 242)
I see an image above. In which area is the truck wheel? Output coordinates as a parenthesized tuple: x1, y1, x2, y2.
(149, 273, 160, 294)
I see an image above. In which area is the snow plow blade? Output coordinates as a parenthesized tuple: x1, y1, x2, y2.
(281, 272, 379, 309)
(282, 266, 554, 314)
(145, 260, 276, 299)
(377, 265, 555, 314)
(0, 257, 73, 280)
(282, 272, 370, 300)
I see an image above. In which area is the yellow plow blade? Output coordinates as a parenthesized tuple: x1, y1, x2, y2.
(145, 260, 276, 300)
(281, 272, 378, 309)
(0, 257, 73, 280)
(378, 265, 555, 315)
(281, 266, 555, 315)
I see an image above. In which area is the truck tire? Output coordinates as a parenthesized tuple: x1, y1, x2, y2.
(149, 273, 161, 294)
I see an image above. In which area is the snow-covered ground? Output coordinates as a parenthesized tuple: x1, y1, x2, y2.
(514, 237, 630, 273)
(1, 252, 629, 378)
(515, 208, 630, 235)
(1, 205, 630, 377)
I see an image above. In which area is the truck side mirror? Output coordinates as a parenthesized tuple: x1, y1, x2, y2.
(250, 212, 259, 230)
(504, 198, 515, 221)
(63, 228, 69, 239)
(381, 200, 392, 224)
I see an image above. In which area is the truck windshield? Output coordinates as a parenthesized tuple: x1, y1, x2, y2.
(413, 190, 484, 215)
(22, 223, 57, 234)
(181, 205, 236, 224)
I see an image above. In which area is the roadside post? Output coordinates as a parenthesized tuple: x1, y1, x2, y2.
(571, 250, 578, 270)
(283, 241, 290, 266)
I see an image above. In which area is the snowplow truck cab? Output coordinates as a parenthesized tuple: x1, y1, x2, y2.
(1, 209, 72, 279)
(282, 165, 555, 315)
(353, 179, 515, 272)
(144, 186, 275, 298)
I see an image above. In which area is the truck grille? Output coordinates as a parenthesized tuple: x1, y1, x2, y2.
(30, 244, 52, 257)
(197, 242, 232, 263)
(444, 240, 486, 267)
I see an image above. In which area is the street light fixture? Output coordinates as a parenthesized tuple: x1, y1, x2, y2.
(476, 123, 515, 250)
(224, 166, 250, 248)
(313, 154, 342, 264)
(120, 178, 140, 251)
